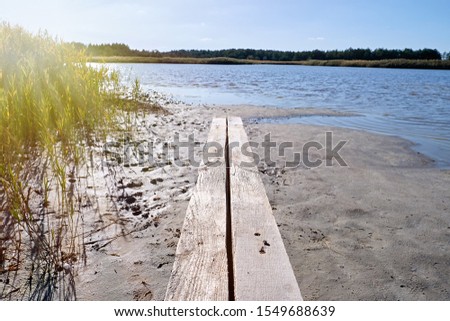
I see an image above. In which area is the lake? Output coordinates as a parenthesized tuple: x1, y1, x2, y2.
(109, 63, 450, 167)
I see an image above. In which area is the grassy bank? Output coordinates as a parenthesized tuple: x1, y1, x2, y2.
(90, 55, 450, 70)
(286, 58, 450, 69)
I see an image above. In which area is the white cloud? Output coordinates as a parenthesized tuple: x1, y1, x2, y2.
(200, 37, 212, 42)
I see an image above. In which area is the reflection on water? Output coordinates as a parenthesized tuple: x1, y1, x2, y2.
(109, 63, 450, 167)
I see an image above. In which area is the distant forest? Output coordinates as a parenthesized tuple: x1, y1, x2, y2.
(72, 42, 449, 61)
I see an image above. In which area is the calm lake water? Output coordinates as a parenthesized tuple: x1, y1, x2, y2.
(110, 63, 450, 167)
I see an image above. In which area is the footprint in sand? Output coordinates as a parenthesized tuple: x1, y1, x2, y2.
(131, 205, 142, 216)
(133, 287, 153, 301)
(150, 178, 164, 185)
(127, 179, 143, 188)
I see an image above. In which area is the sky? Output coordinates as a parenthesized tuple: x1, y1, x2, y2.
(1, 0, 449, 52)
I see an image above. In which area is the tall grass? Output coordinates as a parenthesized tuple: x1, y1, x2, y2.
(0, 23, 137, 299)
(0, 24, 123, 154)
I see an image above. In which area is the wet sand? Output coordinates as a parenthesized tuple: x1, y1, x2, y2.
(246, 122, 450, 300)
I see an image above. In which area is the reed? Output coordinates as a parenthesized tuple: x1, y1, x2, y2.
(0, 23, 141, 298)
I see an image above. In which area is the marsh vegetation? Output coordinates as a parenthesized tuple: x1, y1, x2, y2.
(0, 23, 150, 299)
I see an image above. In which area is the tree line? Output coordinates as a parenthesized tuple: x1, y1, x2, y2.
(73, 42, 447, 61)
(162, 48, 444, 61)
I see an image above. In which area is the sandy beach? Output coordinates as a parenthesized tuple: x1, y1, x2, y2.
(77, 102, 449, 301)
(2, 102, 448, 301)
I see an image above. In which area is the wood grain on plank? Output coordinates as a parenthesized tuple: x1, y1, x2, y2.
(165, 118, 228, 300)
(228, 117, 303, 301)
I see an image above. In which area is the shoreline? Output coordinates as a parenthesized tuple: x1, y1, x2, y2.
(246, 114, 448, 169)
(205, 105, 445, 169)
(88, 56, 450, 70)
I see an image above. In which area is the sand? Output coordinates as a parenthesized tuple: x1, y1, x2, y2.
(2, 103, 448, 300)
(73, 104, 361, 301)
(246, 122, 450, 300)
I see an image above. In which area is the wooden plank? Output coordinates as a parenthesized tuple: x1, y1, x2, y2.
(228, 117, 303, 301)
(165, 118, 228, 300)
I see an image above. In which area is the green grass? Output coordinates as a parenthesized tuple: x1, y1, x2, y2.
(0, 23, 142, 291)
(90, 55, 450, 70)
(1, 23, 122, 212)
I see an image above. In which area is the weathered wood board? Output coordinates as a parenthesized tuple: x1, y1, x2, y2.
(165, 118, 228, 300)
(228, 117, 302, 301)
(166, 117, 302, 301)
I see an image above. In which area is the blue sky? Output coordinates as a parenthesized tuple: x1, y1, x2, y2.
(1, 0, 449, 52)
